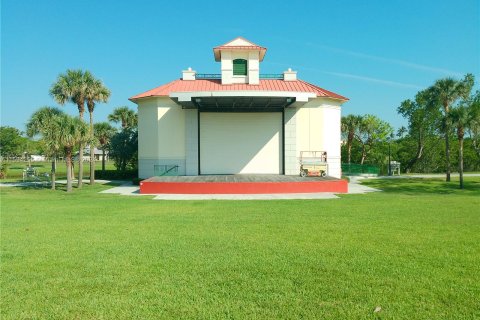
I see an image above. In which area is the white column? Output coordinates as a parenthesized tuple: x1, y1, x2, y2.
(185, 109, 199, 175)
(284, 107, 298, 175)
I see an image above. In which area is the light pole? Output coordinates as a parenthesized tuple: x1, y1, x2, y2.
(388, 139, 391, 176)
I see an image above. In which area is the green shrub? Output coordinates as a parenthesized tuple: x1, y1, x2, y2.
(132, 177, 143, 185)
(95, 169, 137, 180)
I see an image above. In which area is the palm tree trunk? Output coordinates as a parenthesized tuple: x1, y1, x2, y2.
(66, 149, 73, 192)
(78, 144, 84, 187)
(89, 112, 95, 185)
(347, 142, 352, 164)
(360, 143, 367, 165)
(51, 157, 56, 190)
(347, 131, 354, 164)
(459, 137, 464, 189)
(78, 108, 84, 188)
(443, 104, 451, 182)
(102, 148, 106, 172)
(445, 130, 451, 182)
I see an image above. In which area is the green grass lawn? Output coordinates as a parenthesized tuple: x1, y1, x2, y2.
(0, 161, 116, 182)
(1, 160, 117, 181)
(1, 178, 479, 319)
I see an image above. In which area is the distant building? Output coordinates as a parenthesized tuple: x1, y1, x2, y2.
(74, 146, 108, 162)
(30, 155, 46, 161)
(130, 37, 348, 179)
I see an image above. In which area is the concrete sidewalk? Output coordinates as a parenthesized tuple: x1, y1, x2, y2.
(346, 176, 381, 194)
(1, 179, 117, 188)
(151, 193, 340, 200)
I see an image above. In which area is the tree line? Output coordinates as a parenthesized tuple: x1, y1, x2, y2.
(342, 73, 479, 189)
(2, 70, 478, 191)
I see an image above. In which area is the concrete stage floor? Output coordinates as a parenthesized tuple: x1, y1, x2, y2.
(145, 174, 337, 183)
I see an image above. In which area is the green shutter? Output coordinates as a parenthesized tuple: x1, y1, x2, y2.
(233, 59, 247, 76)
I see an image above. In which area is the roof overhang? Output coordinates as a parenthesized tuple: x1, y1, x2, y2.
(170, 90, 315, 105)
(170, 91, 300, 112)
(190, 96, 295, 112)
(213, 47, 267, 62)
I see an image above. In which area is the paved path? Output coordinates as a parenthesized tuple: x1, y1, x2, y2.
(0, 181, 47, 187)
(99, 182, 141, 196)
(346, 176, 381, 194)
(150, 193, 340, 200)
(0, 179, 115, 188)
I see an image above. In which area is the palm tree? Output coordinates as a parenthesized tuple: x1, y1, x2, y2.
(26, 107, 64, 190)
(55, 115, 90, 192)
(50, 69, 88, 188)
(108, 106, 138, 129)
(468, 91, 480, 159)
(449, 106, 471, 189)
(94, 122, 117, 172)
(85, 72, 111, 185)
(427, 74, 474, 182)
(341, 114, 362, 163)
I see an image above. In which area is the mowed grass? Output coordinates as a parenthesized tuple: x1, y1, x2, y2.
(2, 160, 116, 180)
(1, 178, 479, 319)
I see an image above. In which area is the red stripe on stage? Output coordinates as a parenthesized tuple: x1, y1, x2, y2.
(139, 180, 348, 194)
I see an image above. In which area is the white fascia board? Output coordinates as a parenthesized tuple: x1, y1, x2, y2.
(169, 91, 316, 102)
(315, 97, 345, 106)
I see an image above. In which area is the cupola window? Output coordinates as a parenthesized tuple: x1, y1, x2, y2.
(233, 59, 247, 76)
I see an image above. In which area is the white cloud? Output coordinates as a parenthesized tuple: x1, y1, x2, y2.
(323, 71, 424, 90)
(305, 42, 463, 77)
(265, 61, 424, 89)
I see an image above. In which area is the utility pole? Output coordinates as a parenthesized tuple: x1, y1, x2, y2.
(388, 135, 393, 176)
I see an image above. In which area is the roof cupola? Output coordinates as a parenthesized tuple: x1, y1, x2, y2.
(213, 37, 267, 85)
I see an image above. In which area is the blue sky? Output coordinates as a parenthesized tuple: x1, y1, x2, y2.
(1, 0, 479, 131)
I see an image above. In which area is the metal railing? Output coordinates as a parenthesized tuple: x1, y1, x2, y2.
(194, 74, 284, 80)
(341, 164, 380, 176)
(260, 74, 283, 79)
(196, 74, 221, 79)
(154, 165, 179, 176)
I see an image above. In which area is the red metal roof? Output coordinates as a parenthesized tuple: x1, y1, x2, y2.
(213, 37, 268, 61)
(129, 79, 348, 101)
(214, 45, 266, 50)
(213, 37, 265, 50)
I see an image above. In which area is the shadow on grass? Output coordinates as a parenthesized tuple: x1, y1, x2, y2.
(10, 180, 123, 192)
(362, 177, 480, 196)
(17, 183, 70, 192)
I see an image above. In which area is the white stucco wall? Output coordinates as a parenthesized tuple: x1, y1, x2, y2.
(248, 51, 259, 85)
(295, 98, 343, 178)
(137, 97, 186, 178)
(220, 50, 259, 85)
(220, 51, 233, 85)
